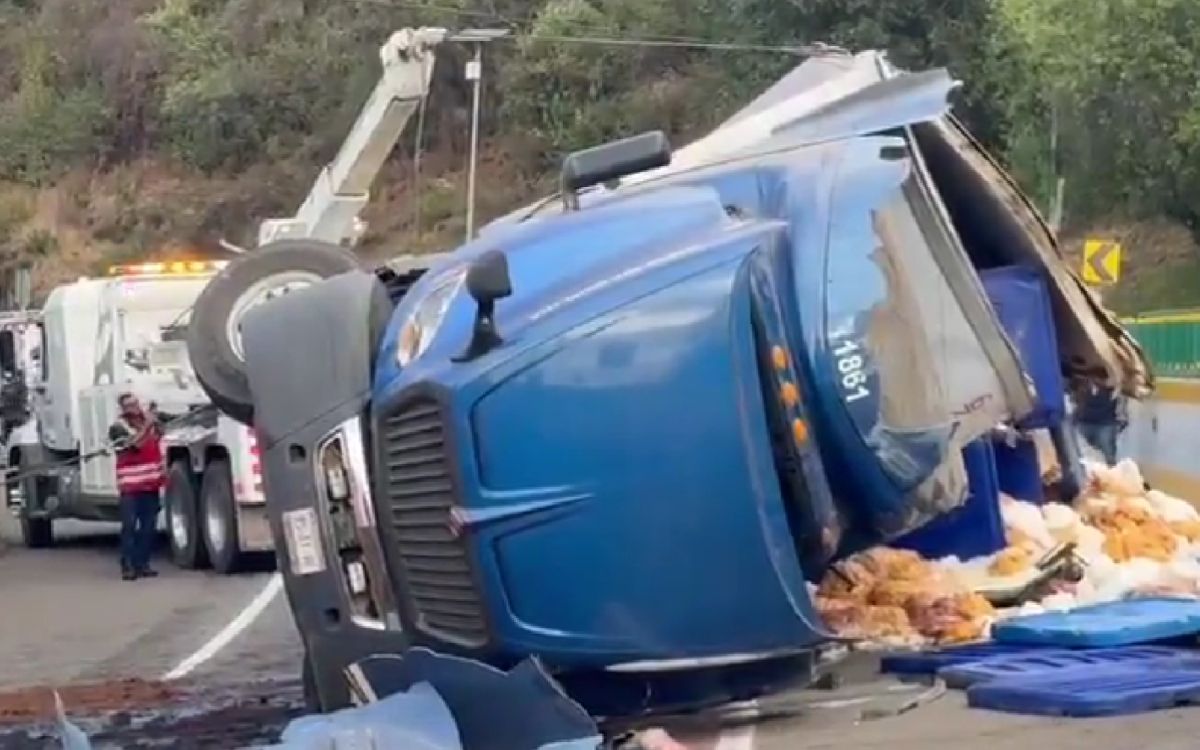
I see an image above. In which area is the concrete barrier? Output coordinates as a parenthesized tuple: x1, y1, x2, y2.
(1123, 378, 1200, 504)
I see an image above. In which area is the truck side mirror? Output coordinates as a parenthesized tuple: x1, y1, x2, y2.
(454, 250, 512, 363)
(560, 131, 671, 210)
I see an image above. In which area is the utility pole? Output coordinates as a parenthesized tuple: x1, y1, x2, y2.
(458, 29, 509, 243)
(1048, 100, 1066, 237)
(452, 28, 510, 243)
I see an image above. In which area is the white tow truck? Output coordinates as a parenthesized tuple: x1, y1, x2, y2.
(5, 27, 452, 573)
(3, 261, 270, 574)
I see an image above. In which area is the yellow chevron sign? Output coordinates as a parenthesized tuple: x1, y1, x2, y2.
(1083, 239, 1122, 285)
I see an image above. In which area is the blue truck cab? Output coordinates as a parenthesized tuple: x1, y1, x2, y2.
(187, 52, 1151, 713)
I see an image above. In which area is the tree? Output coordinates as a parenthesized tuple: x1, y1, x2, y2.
(1000, 0, 1200, 230)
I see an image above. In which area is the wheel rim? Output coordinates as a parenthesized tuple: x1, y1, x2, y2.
(205, 497, 226, 556)
(225, 271, 322, 362)
(170, 498, 189, 552)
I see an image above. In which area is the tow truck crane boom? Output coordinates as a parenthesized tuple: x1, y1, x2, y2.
(257, 27, 448, 248)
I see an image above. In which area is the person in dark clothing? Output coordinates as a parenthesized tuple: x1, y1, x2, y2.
(109, 393, 166, 580)
(1073, 382, 1128, 466)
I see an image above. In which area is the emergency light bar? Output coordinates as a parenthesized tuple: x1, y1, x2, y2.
(107, 260, 229, 277)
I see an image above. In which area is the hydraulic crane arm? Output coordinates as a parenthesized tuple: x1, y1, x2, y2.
(258, 27, 448, 248)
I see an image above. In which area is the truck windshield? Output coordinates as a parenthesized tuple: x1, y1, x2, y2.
(825, 136, 1024, 525)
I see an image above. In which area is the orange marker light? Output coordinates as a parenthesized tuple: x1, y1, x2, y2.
(792, 418, 809, 445)
(771, 346, 788, 371)
(780, 381, 800, 407)
(107, 259, 230, 277)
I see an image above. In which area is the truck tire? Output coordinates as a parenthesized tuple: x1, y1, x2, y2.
(164, 459, 207, 569)
(13, 453, 52, 549)
(187, 240, 362, 426)
(19, 516, 52, 549)
(200, 458, 245, 574)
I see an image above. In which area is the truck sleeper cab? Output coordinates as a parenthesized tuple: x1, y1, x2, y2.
(188, 53, 1151, 712)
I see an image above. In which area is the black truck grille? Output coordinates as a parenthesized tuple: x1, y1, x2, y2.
(379, 397, 488, 647)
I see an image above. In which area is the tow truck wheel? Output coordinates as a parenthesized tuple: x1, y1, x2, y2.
(13, 453, 52, 549)
(19, 516, 52, 549)
(187, 239, 361, 426)
(201, 458, 245, 575)
(164, 459, 207, 569)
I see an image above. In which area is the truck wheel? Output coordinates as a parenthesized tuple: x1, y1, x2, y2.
(19, 516, 52, 549)
(201, 458, 245, 574)
(187, 239, 361, 426)
(165, 459, 207, 569)
(13, 453, 51, 548)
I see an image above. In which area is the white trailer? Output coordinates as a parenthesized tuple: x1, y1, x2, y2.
(4, 261, 269, 573)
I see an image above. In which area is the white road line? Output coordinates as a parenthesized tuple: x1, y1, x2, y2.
(163, 573, 283, 681)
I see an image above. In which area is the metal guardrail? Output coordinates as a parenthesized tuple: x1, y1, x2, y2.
(1123, 309, 1200, 379)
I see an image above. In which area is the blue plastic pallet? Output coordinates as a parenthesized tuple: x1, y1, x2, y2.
(880, 643, 1055, 676)
(967, 665, 1200, 717)
(940, 646, 1199, 689)
(992, 598, 1200, 647)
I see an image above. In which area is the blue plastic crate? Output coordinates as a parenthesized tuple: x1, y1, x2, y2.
(940, 646, 1199, 689)
(981, 266, 1066, 430)
(967, 665, 1200, 717)
(879, 643, 1054, 676)
(992, 437, 1044, 504)
(992, 598, 1200, 648)
(894, 440, 1006, 560)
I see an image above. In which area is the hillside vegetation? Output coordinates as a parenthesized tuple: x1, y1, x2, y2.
(1, 0, 1199, 310)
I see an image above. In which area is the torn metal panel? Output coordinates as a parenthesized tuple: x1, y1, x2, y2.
(911, 118, 1153, 397)
(718, 52, 859, 128)
(770, 68, 961, 145)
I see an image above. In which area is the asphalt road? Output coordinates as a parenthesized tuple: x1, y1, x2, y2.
(0, 514, 302, 692)
(3, 514, 1200, 748)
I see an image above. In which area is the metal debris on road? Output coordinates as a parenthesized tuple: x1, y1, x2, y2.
(8, 649, 612, 750)
(334, 648, 602, 750)
(858, 678, 947, 722)
(54, 692, 91, 750)
(261, 682, 462, 750)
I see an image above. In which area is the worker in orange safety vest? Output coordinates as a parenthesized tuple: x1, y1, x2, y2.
(108, 392, 166, 580)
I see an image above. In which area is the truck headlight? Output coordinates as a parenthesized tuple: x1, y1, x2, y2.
(396, 271, 464, 367)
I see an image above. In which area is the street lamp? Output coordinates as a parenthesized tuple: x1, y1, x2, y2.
(450, 28, 510, 243)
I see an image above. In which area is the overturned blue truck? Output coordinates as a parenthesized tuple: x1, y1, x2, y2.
(185, 48, 1151, 713)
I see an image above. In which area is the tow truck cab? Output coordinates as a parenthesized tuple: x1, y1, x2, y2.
(196, 53, 1149, 712)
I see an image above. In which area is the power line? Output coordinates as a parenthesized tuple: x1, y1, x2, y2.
(351, 0, 509, 22)
(347, 0, 830, 56)
(506, 33, 826, 56)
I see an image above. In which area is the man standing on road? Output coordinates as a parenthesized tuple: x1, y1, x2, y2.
(1073, 381, 1128, 466)
(109, 393, 166, 581)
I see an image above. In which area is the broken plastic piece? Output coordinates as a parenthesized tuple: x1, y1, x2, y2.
(344, 648, 601, 750)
